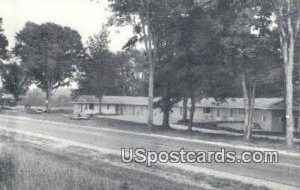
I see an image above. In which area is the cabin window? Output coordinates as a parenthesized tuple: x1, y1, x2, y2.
(216, 108, 220, 117)
(229, 109, 234, 118)
(239, 109, 245, 115)
(89, 104, 94, 110)
(262, 115, 266, 122)
(279, 117, 285, 123)
(107, 105, 110, 110)
(203, 108, 212, 114)
(85, 104, 88, 109)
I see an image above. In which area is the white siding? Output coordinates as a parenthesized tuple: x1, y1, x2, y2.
(100, 104, 116, 115)
(171, 107, 182, 120)
(73, 103, 100, 115)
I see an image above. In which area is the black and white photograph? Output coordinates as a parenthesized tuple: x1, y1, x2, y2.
(0, 0, 299, 189)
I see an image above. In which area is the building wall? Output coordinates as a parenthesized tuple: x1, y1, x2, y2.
(121, 105, 138, 116)
(252, 109, 272, 131)
(171, 106, 245, 122)
(72, 101, 297, 132)
(171, 107, 246, 122)
(271, 110, 300, 132)
(120, 104, 161, 118)
(171, 106, 275, 131)
(171, 106, 182, 120)
(168, 106, 297, 132)
(271, 110, 285, 132)
(73, 103, 100, 115)
(100, 104, 116, 115)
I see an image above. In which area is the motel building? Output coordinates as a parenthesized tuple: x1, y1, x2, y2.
(71, 95, 300, 133)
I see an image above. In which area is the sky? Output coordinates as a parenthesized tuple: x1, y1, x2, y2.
(0, 0, 134, 52)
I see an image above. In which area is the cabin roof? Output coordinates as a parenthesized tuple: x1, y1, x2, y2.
(175, 98, 284, 110)
(100, 96, 161, 106)
(71, 95, 159, 105)
(72, 95, 286, 110)
(71, 95, 100, 103)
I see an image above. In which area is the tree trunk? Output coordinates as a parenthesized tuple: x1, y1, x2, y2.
(162, 103, 170, 128)
(13, 94, 19, 104)
(247, 86, 255, 140)
(286, 24, 295, 146)
(162, 88, 170, 128)
(298, 67, 300, 132)
(241, 74, 256, 141)
(147, 49, 154, 129)
(188, 95, 195, 131)
(45, 82, 52, 113)
(278, 3, 297, 146)
(242, 74, 250, 141)
(182, 96, 188, 122)
(144, 1, 154, 129)
(281, 35, 295, 146)
(162, 109, 170, 128)
(285, 63, 294, 146)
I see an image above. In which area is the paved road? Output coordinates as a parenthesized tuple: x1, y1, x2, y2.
(0, 114, 299, 189)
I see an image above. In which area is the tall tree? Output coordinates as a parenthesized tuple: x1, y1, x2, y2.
(271, 0, 300, 146)
(1, 61, 30, 102)
(109, 0, 171, 129)
(214, 0, 282, 140)
(0, 18, 8, 60)
(15, 22, 83, 112)
(175, 3, 227, 131)
(75, 29, 116, 97)
(222, 33, 281, 140)
(254, 0, 300, 146)
(113, 50, 148, 96)
(75, 28, 147, 98)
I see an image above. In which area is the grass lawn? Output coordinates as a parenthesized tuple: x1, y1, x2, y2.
(0, 134, 271, 190)
(0, 141, 200, 190)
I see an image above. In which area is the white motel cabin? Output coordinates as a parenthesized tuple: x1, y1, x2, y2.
(71, 95, 299, 133)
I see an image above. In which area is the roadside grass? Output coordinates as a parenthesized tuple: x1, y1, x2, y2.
(0, 136, 272, 190)
(1, 111, 299, 152)
(0, 145, 125, 190)
(0, 143, 203, 190)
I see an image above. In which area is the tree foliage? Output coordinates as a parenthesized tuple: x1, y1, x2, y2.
(0, 18, 8, 60)
(75, 28, 148, 98)
(255, 0, 300, 146)
(1, 62, 30, 101)
(15, 22, 84, 112)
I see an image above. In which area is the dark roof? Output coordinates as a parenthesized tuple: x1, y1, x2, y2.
(71, 95, 100, 103)
(101, 96, 161, 106)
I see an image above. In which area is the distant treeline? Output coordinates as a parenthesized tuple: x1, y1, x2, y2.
(19, 88, 72, 108)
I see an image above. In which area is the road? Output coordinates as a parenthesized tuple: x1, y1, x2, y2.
(0, 114, 299, 189)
